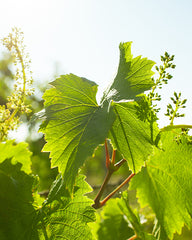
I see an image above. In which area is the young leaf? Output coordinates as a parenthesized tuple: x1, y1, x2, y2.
(109, 101, 158, 173)
(102, 42, 155, 102)
(42, 174, 95, 240)
(0, 140, 32, 174)
(41, 74, 115, 193)
(130, 131, 192, 239)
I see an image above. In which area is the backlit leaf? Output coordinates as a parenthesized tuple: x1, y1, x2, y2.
(41, 74, 115, 193)
(109, 101, 158, 173)
(130, 131, 192, 239)
(102, 42, 155, 102)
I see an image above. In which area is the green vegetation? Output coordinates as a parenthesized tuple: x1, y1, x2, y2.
(0, 28, 192, 239)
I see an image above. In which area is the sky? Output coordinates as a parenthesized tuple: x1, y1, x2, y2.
(1, 0, 192, 131)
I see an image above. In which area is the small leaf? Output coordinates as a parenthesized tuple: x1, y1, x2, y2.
(102, 42, 155, 102)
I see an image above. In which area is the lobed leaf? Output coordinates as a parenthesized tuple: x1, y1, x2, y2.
(41, 74, 115, 193)
(130, 131, 192, 239)
(102, 42, 157, 173)
(42, 174, 95, 240)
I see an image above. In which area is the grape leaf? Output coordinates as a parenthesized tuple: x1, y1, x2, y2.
(102, 42, 155, 102)
(91, 192, 156, 240)
(0, 142, 95, 240)
(130, 131, 192, 239)
(42, 174, 95, 240)
(101, 42, 156, 173)
(41, 74, 115, 193)
(93, 198, 134, 240)
(0, 159, 39, 240)
(0, 140, 32, 174)
(109, 101, 158, 173)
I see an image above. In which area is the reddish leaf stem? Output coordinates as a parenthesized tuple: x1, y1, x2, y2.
(128, 235, 137, 240)
(114, 158, 126, 170)
(105, 139, 110, 168)
(92, 158, 127, 209)
(93, 140, 133, 209)
(92, 170, 113, 209)
(100, 173, 135, 207)
(111, 149, 116, 164)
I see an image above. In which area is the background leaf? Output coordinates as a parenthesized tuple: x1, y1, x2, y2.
(0, 159, 39, 240)
(130, 131, 192, 239)
(0, 140, 32, 174)
(90, 191, 157, 240)
(90, 197, 134, 240)
(41, 74, 115, 192)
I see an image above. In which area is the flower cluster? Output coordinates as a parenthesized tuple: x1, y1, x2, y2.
(148, 52, 176, 113)
(136, 52, 176, 124)
(165, 91, 187, 125)
(0, 27, 34, 141)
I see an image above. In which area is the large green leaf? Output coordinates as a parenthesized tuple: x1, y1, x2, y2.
(0, 140, 32, 174)
(102, 42, 156, 173)
(102, 42, 155, 103)
(0, 159, 39, 240)
(109, 101, 158, 173)
(41, 74, 115, 192)
(130, 131, 192, 239)
(42, 174, 95, 240)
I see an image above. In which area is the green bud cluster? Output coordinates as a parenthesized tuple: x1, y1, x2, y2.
(149, 52, 175, 105)
(137, 52, 176, 125)
(0, 27, 34, 141)
(165, 92, 187, 125)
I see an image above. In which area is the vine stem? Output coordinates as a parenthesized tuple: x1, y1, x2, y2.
(170, 102, 179, 125)
(105, 139, 110, 168)
(14, 42, 27, 100)
(0, 109, 18, 141)
(99, 173, 135, 207)
(92, 139, 135, 209)
(111, 149, 116, 164)
(92, 170, 113, 209)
